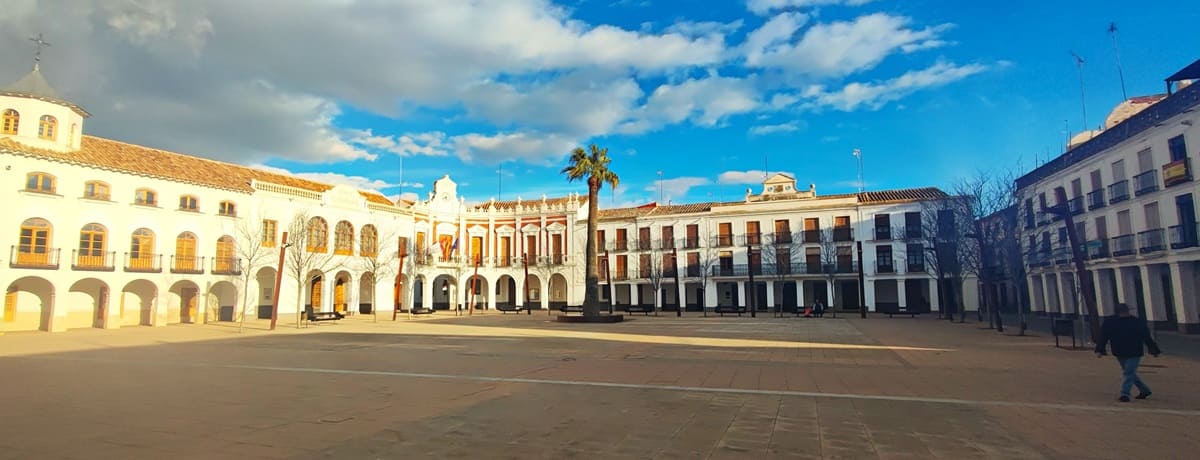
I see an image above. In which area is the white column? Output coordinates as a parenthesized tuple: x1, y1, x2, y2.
(630, 283, 639, 306)
(1096, 269, 1117, 316)
(1115, 267, 1134, 309)
(1170, 262, 1199, 333)
(1141, 264, 1167, 324)
(929, 278, 940, 312)
(421, 277, 433, 310)
(796, 281, 805, 307)
(704, 282, 717, 310)
(863, 277, 876, 312)
(737, 281, 747, 307)
(765, 281, 775, 308)
(897, 279, 907, 309)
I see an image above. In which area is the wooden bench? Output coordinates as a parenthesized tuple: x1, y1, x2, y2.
(495, 304, 526, 314)
(409, 307, 435, 315)
(625, 305, 656, 316)
(876, 303, 920, 318)
(305, 305, 344, 323)
(559, 305, 585, 314)
(713, 306, 748, 317)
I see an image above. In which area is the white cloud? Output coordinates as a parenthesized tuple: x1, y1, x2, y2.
(745, 13, 953, 77)
(749, 121, 804, 136)
(249, 164, 397, 193)
(742, 12, 808, 66)
(803, 61, 988, 111)
(623, 76, 760, 133)
(350, 130, 450, 157)
(718, 170, 793, 184)
(746, 0, 874, 15)
(451, 132, 579, 164)
(461, 73, 643, 138)
(645, 177, 710, 200)
(664, 19, 745, 37)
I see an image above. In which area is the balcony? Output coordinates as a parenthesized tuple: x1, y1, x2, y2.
(1028, 251, 1051, 268)
(1133, 170, 1159, 196)
(1169, 223, 1198, 249)
(875, 258, 896, 274)
(1163, 157, 1193, 187)
(802, 229, 821, 243)
(712, 265, 741, 277)
(1086, 240, 1110, 259)
(538, 254, 568, 265)
(682, 237, 701, 249)
(805, 262, 823, 274)
(1108, 180, 1130, 204)
(742, 233, 763, 245)
(1086, 189, 1106, 210)
(1052, 246, 1070, 265)
(873, 226, 892, 241)
(772, 232, 793, 244)
(212, 257, 244, 275)
(686, 266, 701, 277)
(495, 256, 513, 267)
(1066, 196, 1084, 216)
(833, 228, 853, 242)
(124, 253, 162, 273)
(906, 259, 925, 273)
(1138, 228, 1166, 254)
(170, 255, 206, 274)
(72, 250, 116, 271)
(904, 226, 922, 239)
(713, 235, 734, 247)
(613, 239, 630, 252)
(832, 260, 858, 273)
(1036, 212, 1051, 226)
(9, 246, 60, 270)
(659, 238, 675, 250)
(613, 269, 628, 281)
(1110, 234, 1136, 257)
(636, 238, 652, 251)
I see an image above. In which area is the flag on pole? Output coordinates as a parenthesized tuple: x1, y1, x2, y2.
(853, 149, 861, 157)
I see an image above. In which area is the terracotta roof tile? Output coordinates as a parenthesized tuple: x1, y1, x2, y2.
(0, 135, 342, 195)
(857, 187, 947, 204)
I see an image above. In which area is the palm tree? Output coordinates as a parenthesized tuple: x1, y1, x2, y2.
(562, 144, 620, 316)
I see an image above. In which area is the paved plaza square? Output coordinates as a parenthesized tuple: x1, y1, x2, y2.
(2, 313, 1199, 459)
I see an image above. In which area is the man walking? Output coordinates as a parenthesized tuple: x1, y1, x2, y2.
(1094, 303, 1161, 402)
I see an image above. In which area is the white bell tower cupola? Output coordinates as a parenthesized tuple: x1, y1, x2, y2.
(0, 35, 89, 153)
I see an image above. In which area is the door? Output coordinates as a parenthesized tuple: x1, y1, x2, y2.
(311, 277, 323, 310)
(499, 236, 511, 265)
(334, 279, 346, 312)
(182, 288, 197, 323)
(1177, 194, 1196, 245)
(4, 290, 16, 323)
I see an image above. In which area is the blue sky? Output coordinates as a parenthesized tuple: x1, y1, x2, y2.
(2, 0, 1197, 207)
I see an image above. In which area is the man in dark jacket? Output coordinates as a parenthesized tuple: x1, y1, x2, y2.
(1095, 303, 1162, 402)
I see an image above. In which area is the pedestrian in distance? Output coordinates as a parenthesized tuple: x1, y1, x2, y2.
(1094, 303, 1161, 402)
(813, 299, 825, 318)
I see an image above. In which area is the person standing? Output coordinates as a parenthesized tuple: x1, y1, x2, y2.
(813, 298, 825, 318)
(1094, 303, 1162, 402)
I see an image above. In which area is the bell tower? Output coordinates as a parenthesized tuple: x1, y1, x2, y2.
(0, 34, 90, 153)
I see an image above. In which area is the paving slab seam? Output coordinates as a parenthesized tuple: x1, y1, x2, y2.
(23, 355, 1200, 417)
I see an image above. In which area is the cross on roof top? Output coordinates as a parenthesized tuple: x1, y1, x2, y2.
(29, 33, 51, 66)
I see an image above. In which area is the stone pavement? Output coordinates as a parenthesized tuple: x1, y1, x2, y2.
(1, 312, 1198, 459)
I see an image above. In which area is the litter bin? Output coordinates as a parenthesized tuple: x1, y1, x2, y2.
(1052, 318, 1076, 348)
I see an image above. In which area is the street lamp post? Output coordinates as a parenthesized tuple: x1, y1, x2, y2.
(854, 149, 867, 318)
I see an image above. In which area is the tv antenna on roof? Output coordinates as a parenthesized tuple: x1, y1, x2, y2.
(1108, 22, 1129, 101)
(1069, 51, 1088, 133)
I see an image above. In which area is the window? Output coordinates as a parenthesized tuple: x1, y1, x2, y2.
(130, 228, 155, 269)
(179, 195, 198, 211)
(334, 221, 354, 255)
(1169, 135, 1188, 162)
(174, 232, 198, 270)
(1, 109, 17, 135)
(38, 115, 57, 141)
(17, 218, 52, 265)
(25, 172, 55, 193)
(135, 188, 157, 206)
(218, 200, 237, 217)
(84, 181, 110, 200)
(78, 223, 107, 267)
(215, 236, 236, 272)
(262, 220, 277, 247)
(360, 224, 378, 256)
(307, 217, 328, 252)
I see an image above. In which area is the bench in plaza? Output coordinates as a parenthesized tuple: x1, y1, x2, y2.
(876, 303, 920, 318)
(409, 307, 435, 315)
(495, 304, 526, 314)
(712, 306, 748, 317)
(305, 305, 344, 323)
(625, 305, 657, 316)
(559, 305, 585, 314)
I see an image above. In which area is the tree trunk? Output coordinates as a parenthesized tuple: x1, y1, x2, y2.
(582, 182, 601, 316)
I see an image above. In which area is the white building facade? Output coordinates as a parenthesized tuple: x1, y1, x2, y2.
(2, 63, 965, 333)
(1015, 61, 1200, 334)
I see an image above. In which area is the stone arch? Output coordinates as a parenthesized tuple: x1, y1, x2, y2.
(119, 279, 157, 326)
(168, 280, 201, 324)
(408, 274, 422, 311)
(524, 274, 542, 308)
(333, 270, 353, 313)
(4, 276, 55, 332)
(549, 273, 569, 309)
(359, 272, 376, 314)
(496, 275, 517, 308)
(431, 274, 457, 310)
(254, 267, 277, 319)
(466, 274, 488, 310)
(306, 270, 325, 311)
(67, 278, 109, 329)
(208, 280, 238, 322)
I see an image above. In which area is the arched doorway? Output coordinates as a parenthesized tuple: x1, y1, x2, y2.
(168, 280, 200, 324)
(524, 274, 542, 309)
(67, 278, 109, 329)
(359, 272, 376, 314)
(5, 276, 55, 332)
(431, 274, 456, 310)
(255, 267, 277, 319)
(209, 281, 238, 322)
(120, 279, 157, 326)
(467, 275, 488, 310)
(307, 270, 324, 313)
(333, 271, 352, 314)
(549, 274, 568, 310)
(496, 275, 516, 309)
(409, 275, 423, 311)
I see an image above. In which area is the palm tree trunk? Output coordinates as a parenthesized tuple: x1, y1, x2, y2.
(583, 183, 601, 316)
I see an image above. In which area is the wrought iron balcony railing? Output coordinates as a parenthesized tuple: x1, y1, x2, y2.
(73, 250, 116, 271)
(124, 253, 162, 273)
(1108, 180, 1130, 204)
(10, 246, 60, 269)
(1138, 228, 1166, 254)
(1086, 189, 1106, 210)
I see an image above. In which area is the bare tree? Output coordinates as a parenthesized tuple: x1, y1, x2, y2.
(355, 225, 400, 322)
(919, 195, 980, 322)
(285, 211, 342, 328)
(645, 249, 666, 313)
(958, 169, 1023, 332)
(693, 244, 720, 313)
(818, 228, 850, 315)
(760, 232, 803, 313)
(227, 213, 275, 332)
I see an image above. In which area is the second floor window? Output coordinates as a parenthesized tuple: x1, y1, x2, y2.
(179, 195, 198, 211)
(334, 221, 354, 255)
(218, 200, 237, 217)
(38, 115, 57, 141)
(1, 109, 18, 134)
(25, 172, 55, 193)
(262, 220, 277, 247)
(84, 181, 110, 200)
(135, 188, 157, 206)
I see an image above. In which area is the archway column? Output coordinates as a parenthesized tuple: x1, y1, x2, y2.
(102, 286, 119, 329)
(48, 291, 64, 332)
